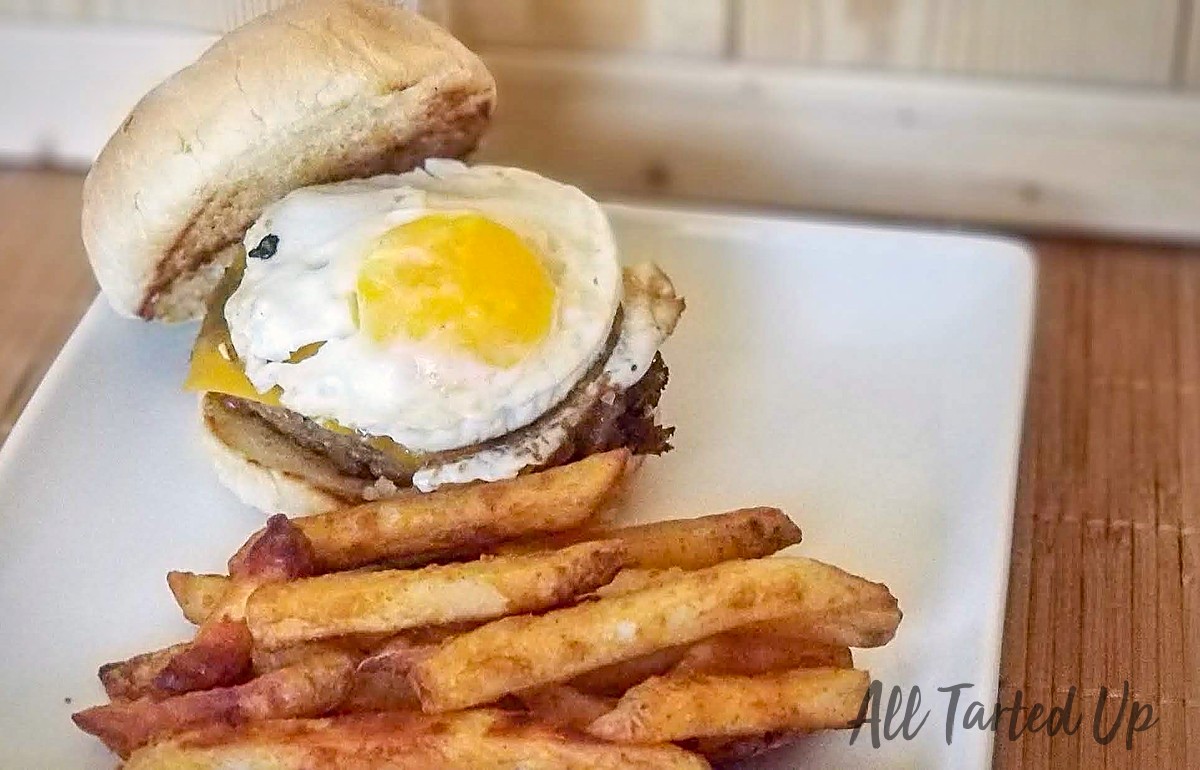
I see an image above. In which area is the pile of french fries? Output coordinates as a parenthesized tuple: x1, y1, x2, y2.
(73, 449, 901, 769)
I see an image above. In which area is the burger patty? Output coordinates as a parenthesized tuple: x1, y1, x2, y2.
(210, 353, 672, 487)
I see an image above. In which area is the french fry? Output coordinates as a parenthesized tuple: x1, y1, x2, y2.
(588, 668, 870, 742)
(121, 710, 712, 770)
(683, 732, 799, 765)
(231, 450, 630, 572)
(153, 619, 254, 695)
(674, 632, 853, 676)
(338, 666, 423, 713)
(173, 567, 400, 626)
(98, 643, 192, 702)
(569, 633, 851, 696)
(498, 508, 801, 570)
(516, 685, 616, 731)
(167, 572, 231, 625)
(155, 516, 320, 695)
(588, 567, 684, 599)
(410, 558, 899, 712)
(356, 635, 434, 675)
(601, 572, 895, 648)
(568, 646, 689, 696)
(250, 637, 386, 676)
(336, 635, 431, 713)
(73, 649, 358, 758)
(247, 541, 627, 650)
(228, 512, 319, 579)
(110, 561, 292, 700)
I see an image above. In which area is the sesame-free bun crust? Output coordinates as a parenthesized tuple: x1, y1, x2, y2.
(200, 409, 347, 516)
(83, 0, 496, 321)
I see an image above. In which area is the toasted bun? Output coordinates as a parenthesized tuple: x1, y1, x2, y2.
(200, 412, 348, 516)
(83, 0, 496, 321)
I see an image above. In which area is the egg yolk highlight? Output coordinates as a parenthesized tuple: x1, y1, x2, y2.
(356, 213, 555, 367)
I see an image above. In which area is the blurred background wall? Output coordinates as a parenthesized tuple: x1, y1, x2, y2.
(1, 0, 1198, 240)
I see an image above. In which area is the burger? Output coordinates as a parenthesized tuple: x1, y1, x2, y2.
(81, 0, 683, 515)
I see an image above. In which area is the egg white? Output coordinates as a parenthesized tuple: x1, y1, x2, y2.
(224, 160, 621, 453)
(412, 263, 681, 491)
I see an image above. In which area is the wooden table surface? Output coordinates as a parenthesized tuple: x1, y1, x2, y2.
(1, 169, 1196, 768)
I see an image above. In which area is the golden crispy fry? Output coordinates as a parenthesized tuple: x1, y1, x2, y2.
(569, 633, 851, 696)
(498, 508, 801, 570)
(411, 558, 898, 712)
(568, 646, 689, 696)
(144, 582, 262, 697)
(99, 643, 192, 702)
(229, 513, 319, 580)
(516, 685, 616, 731)
(97, 622, 257, 702)
(600, 570, 898, 648)
(122, 710, 711, 770)
(338, 667, 422, 713)
(357, 635, 434, 673)
(675, 633, 853, 676)
(588, 668, 870, 742)
(153, 619, 253, 695)
(334, 635, 432, 713)
(684, 732, 799, 765)
(231, 450, 630, 572)
(167, 572, 231, 625)
(248, 638, 379, 676)
(156, 517, 323, 694)
(588, 567, 684, 599)
(186, 563, 403, 623)
(73, 649, 358, 758)
(246, 541, 625, 650)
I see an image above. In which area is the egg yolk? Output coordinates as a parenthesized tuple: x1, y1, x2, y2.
(356, 213, 555, 367)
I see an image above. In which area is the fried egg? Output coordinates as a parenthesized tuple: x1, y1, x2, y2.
(224, 160, 622, 453)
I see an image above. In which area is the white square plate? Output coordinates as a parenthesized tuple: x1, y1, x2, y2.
(0, 204, 1034, 769)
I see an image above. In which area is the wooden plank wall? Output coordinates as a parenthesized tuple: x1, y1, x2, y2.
(1187, 2, 1200, 86)
(3, 0, 1194, 87)
(739, 0, 1181, 85)
(2, 1, 1200, 239)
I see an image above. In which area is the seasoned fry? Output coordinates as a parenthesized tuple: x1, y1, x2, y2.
(177, 567, 404, 625)
(569, 632, 851, 695)
(600, 571, 897, 648)
(153, 619, 253, 695)
(167, 572, 231, 625)
(97, 620, 257, 702)
(674, 633, 853, 676)
(99, 643, 192, 702)
(410, 558, 899, 712)
(73, 649, 358, 758)
(684, 732, 799, 765)
(517, 685, 616, 731)
(589, 567, 683, 599)
(231, 450, 630, 572)
(249, 637, 382, 676)
(156, 515, 322, 694)
(357, 635, 434, 674)
(121, 710, 712, 770)
(336, 635, 431, 713)
(247, 541, 626, 650)
(588, 668, 870, 742)
(338, 666, 423, 713)
(798, 611, 907, 649)
(499, 508, 801, 570)
(229, 513, 319, 580)
(568, 646, 689, 696)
